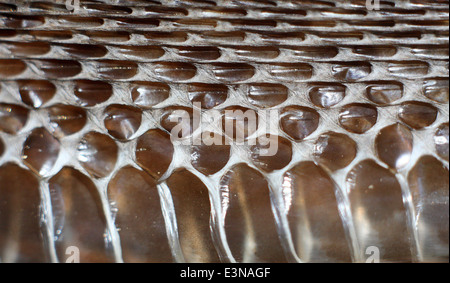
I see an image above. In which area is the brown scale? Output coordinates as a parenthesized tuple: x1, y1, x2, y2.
(29, 30, 73, 40)
(267, 63, 313, 81)
(29, 1, 63, 11)
(188, 83, 228, 109)
(0, 14, 45, 28)
(122, 0, 160, 4)
(282, 161, 352, 262)
(77, 131, 119, 179)
(211, 63, 255, 83)
(408, 44, 449, 58)
(131, 81, 171, 109)
(232, 46, 280, 60)
(403, 20, 449, 27)
(54, 16, 104, 28)
(18, 80, 56, 108)
(58, 43, 108, 59)
(228, 19, 277, 28)
(113, 17, 160, 28)
(176, 0, 217, 6)
(423, 78, 449, 104)
(114, 45, 165, 60)
(257, 31, 305, 43)
(387, 60, 430, 78)
(22, 127, 60, 176)
(350, 45, 398, 57)
(331, 62, 372, 82)
(320, 8, 367, 17)
(408, 156, 449, 263)
(280, 105, 320, 141)
(373, 9, 427, 16)
(174, 19, 218, 28)
(47, 104, 87, 137)
(143, 6, 189, 16)
(366, 81, 404, 105)
(339, 103, 378, 134)
(0, 3, 16, 11)
(96, 60, 138, 80)
(0, 103, 29, 135)
(160, 106, 197, 138)
(144, 31, 188, 43)
(311, 31, 365, 41)
(290, 46, 338, 59)
(108, 166, 174, 263)
(257, 8, 307, 17)
(135, 129, 174, 179)
(221, 106, 259, 141)
(74, 80, 113, 107)
(291, 0, 336, 7)
(309, 82, 346, 108)
(220, 163, 287, 263)
(345, 20, 396, 28)
(166, 169, 220, 263)
(84, 30, 131, 42)
(288, 19, 336, 27)
(200, 7, 247, 17)
(0, 163, 49, 263)
(0, 29, 17, 38)
(398, 101, 438, 130)
(3, 41, 51, 56)
(174, 46, 221, 61)
(199, 31, 246, 42)
(49, 167, 115, 263)
(154, 62, 197, 81)
(409, 0, 449, 7)
(104, 104, 143, 141)
(346, 160, 413, 263)
(231, 0, 277, 7)
(83, 4, 133, 15)
(250, 135, 293, 173)
(34, 59, 82, 79)
(0, 59, 26, 78)
(375, 123, 414, 171)
(191, 132, 231, 176)
(247, 83, 288, 108)
(435, 123, 449, 161)
(313, 132, 358, 172)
